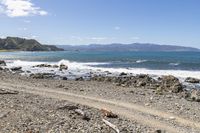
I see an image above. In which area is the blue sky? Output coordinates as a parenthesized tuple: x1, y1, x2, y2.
(0, 0, 200, 48)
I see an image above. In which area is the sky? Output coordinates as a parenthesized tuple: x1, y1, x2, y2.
(0, 0, 200, 48)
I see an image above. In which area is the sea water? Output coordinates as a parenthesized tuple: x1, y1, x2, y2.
(0, 51, 200, 79)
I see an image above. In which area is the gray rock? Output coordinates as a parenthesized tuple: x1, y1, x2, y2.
(159, 75, 183, 93)
(75, 77, 84, 81)
(30, 73, 55, 79)
(62, 77, 68, 80)
(0, 60, 6, 66)
(119, 72, 127, 76)
(34, 64, 52, 68)
(59, 64, 68, 71)
(190, 89, 200, 102)
(10, 67, 22, 71)
(185, 77, 200, 83)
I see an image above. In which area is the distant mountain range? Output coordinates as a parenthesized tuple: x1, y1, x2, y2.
(0, 37, 63, 51)
(0, 37, 198, 52)
(57, 43, 200, 52)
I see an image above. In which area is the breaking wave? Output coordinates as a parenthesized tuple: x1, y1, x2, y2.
(4, 59, 200, 79)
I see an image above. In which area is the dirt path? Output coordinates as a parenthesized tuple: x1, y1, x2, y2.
(1, 81, 200, 133)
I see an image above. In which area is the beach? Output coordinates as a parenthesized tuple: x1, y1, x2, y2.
(1, 0, 200, 132)
(0, 66, 200, 133)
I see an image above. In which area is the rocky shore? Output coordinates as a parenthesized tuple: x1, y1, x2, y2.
(1, 60, 200, 132)
(1, 60, 200, 103)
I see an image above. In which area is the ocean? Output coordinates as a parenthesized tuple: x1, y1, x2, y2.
(1, 51, 200, 79)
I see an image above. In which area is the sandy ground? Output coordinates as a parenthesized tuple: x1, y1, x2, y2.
(0, 71, 200, 133)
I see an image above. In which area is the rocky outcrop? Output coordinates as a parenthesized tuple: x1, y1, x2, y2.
(185, 77, 200, 83)
(91, 74, 157, 88)
(157, 75, 183, 93)
(91, 74, 183, 94)
(30, 73, 55, 79)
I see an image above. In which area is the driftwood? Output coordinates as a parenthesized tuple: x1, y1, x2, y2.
(102, 119, 120, 133)
(100, 108, 118, 118)
(75, 109, 90, 121)
(0, 89, 19, 95)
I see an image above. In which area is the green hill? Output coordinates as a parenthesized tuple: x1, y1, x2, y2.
(0, 37, 63, 51)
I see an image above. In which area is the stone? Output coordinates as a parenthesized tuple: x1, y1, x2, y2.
(59, 63, 68, 71)
(137, 74, 148, 78)
(185, 77, 200, 83)
(159, 75, 183, 93)
(30, 73, 55, 79)
(62, 77, 68, 80)
(154, 129, 166, 133)
(119, 72, 127, 76)
(10, 67, 22, 71)
(75, 77, 84, 81)
(34, 64, 52, 68)
(100, 108, 118, 118)
(190, 89, 200, 102)
(0, 60, 6, 66)
(137, 81, 146, 87)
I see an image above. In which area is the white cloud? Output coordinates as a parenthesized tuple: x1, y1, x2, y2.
(70, 36, 83, 41)
(18, 27, 27, 31)
(31, 35, 37, 39)
(0, 0, 48, 17)
(86, 37, 107, 41)
(130, 37, 140, 40)
(23, 19, 31, 23)
(70, 36, 108, 42)
(114, 26, 120, 30)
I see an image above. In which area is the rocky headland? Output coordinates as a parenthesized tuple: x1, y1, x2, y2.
(0, 37, 63, 51)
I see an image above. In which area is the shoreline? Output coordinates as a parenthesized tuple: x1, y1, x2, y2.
(2, 59, 200, 79)
(0, 64, 200, 132)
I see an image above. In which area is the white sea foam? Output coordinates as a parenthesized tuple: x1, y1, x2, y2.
(136, 60, 147, 63)
(169, 63, 180, 66)
(5, 59, 200, 79)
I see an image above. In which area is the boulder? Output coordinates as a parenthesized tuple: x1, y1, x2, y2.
(119, 72, 127, 76)
(0, 67, 3, 70)
(0, 60, 6, 66)
(159, 75, 183, 93)
(190, 89, 200, 102)
(35, 64, 52, 68)
(59, 63, 68, 71)
(10, 67, 22, 71)
(62, 77, 68, 80)
(185, 77, 200, 83)
(75, 77, 84, 81)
